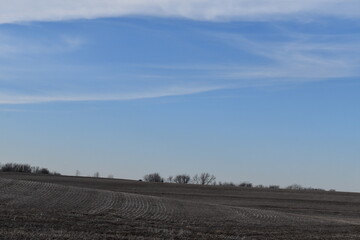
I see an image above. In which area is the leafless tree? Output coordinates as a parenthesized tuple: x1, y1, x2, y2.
(0, 163, 57, 175)
(174, 174, 191, 184)
(93, 172, 100, 178)
(192, 173, 216, 185)
(167, 176, 174, 183)
(31, 166, 40, 173)
(76, 170, 81, 176)
(143, 173, 163, 182)
(1, 163, 32, 173)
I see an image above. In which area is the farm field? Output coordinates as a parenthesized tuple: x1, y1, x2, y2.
(1, 173, 360, 239)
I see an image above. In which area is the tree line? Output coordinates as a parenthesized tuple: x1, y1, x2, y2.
(0, 163, 60, 175)
(143, 172, 216, 185)
(0, 163, 329, 191)
(142, 172, 328, 191)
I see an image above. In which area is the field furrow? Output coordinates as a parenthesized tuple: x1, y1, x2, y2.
(1, 175, 358, 240)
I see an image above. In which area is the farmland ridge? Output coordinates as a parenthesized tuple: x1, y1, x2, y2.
(1, 173, 360, 239)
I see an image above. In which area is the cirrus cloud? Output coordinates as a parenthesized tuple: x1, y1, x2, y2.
(0, 85, 228, 104)
(0, 0, 360, 24)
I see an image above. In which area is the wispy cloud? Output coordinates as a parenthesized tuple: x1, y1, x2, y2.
(1, 0, 360, 24)
(0, 85, 227, 104)
(207, 31, 360, 81)
(0, 33, 84, 57)
(1, 29, 359, 105)
(0, 108, 38, 112)
(1, 13, 359, 105)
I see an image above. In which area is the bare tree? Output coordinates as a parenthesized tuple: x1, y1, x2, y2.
(76, 170, 81, 176)
(0, 163, 58, 175)
(192, 173, 216, 185)
(93, 172, 100, 178)
(167, 176, 174, 183)
(143, 173, 163, 183)
(31, 166, 40, 173)
(192, 174, 200, 184)
(1, 163, 32, 173)
(174, 174, 191, 184)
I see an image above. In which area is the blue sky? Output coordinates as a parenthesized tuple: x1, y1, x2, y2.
(0, 1, 359, 191)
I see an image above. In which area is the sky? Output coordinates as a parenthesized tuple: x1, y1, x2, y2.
(0, 0, 359, 191)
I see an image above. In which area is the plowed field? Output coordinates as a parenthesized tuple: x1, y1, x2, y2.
(1, 173, 360, 239)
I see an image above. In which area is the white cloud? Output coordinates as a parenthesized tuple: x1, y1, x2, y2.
(1, 30, 359, 105)
(1, 5, 359, 105)
(0, 0, 359, 24)
(0, 85, 227, 104)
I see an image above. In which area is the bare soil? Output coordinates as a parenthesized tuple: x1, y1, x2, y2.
(1, 173, 360, 239)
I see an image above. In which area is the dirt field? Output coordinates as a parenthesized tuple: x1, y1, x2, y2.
(1, 173, 360, 239)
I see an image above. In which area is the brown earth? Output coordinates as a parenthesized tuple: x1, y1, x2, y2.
(0, 173, 360, 239)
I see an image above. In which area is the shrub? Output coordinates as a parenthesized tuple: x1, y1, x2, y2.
(286, 184, 304, 190)
(220, 182, 236, 187)
(39, 168, 50, 174)
(239, 182, 253, 188)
